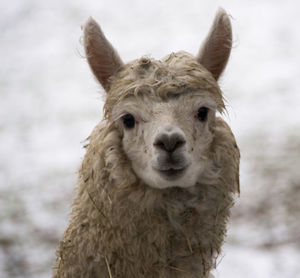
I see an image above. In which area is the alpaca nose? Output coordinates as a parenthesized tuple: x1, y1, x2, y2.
(154, 131, 186, 153)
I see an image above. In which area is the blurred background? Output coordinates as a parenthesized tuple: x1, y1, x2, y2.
(1, 0, 300, 277)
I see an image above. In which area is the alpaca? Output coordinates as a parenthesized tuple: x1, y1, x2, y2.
(53, 8, 240, 278)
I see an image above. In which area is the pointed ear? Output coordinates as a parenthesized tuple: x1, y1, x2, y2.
(197, 8, 232, 81)
(83, 17, 123, 92)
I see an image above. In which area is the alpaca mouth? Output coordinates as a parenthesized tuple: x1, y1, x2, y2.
(155, 167, 187, 180)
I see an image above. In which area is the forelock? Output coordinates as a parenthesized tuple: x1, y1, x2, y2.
(104, 51, 225, 118)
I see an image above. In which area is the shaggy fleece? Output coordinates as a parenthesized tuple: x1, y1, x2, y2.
(53, 51, 240, 278)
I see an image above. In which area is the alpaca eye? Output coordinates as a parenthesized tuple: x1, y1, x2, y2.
(197, 107, 209, 122)
(122, 113, 135, 128)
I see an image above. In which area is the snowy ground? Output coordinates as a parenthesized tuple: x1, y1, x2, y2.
(1, 0, 300, 277)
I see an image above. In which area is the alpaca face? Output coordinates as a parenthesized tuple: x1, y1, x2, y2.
(83, 10, 233, 188)
(113, 93, 217, 189)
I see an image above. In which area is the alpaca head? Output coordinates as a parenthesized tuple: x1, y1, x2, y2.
(83, 9, 232, 189)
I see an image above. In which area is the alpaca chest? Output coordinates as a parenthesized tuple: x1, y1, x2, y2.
(104, 188, 216, 277)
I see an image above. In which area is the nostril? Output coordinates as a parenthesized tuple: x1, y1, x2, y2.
(154, 140, 166, 151)
(154, 133, 186, 153)
(174, 139, 185, 150)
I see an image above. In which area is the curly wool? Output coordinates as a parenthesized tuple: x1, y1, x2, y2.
(53, 12, 239, 278)
(105, 52, 225, 119)
(53, 53, 239, 278)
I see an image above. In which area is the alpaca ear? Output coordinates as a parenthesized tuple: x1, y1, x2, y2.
(83, 17, 123, 92)
(197, 8, 232, 81)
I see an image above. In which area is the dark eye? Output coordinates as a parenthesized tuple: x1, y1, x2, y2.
(197, 107, 209, 122)
(122, 113, 135, 128)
